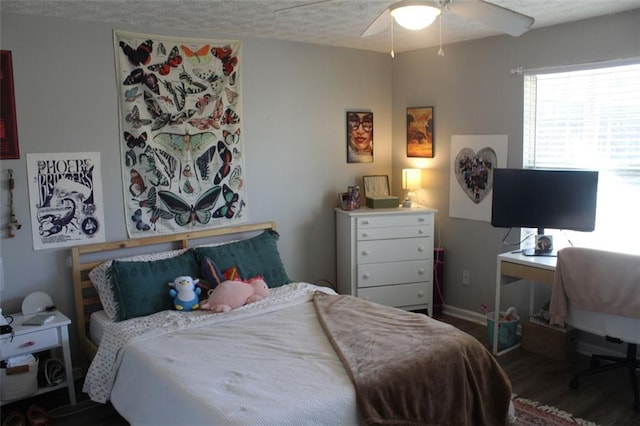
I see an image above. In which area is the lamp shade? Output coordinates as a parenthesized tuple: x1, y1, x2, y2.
(402, 168, 422, 190)
(390, 4, 441, 31)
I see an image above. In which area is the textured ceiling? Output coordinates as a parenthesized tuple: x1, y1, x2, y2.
(2, 0, 639, 53)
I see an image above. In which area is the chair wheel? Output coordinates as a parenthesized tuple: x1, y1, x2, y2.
(570, 376, 579, 389)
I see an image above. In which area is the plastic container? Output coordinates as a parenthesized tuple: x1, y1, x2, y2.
(1, 356, 39, 401)
(486, 312, 518, 351)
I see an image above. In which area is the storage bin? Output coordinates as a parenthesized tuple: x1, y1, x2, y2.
(522, 319, 575, 360)
(486, 312, 518, 351)
(1, 356, 39, 401)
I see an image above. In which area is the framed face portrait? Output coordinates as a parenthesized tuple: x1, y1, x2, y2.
(406, 106, 434, 158)
(346, 111, 373, 163)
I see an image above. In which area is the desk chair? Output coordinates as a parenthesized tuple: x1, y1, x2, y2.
(549, 247, 640, 411)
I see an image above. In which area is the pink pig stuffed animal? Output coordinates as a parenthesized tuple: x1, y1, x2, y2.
(200, 278, 269, 313)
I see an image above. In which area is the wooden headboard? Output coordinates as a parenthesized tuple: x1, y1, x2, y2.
(70, 221, 276, 363)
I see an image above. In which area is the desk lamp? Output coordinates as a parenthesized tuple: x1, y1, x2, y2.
(402, 168, 421, 208)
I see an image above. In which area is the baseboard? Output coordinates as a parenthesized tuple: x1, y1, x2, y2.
(442, 304, 626, 358)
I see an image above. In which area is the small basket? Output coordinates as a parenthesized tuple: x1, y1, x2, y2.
(1, 356, 39, 401)
(486, 312, 518, 351)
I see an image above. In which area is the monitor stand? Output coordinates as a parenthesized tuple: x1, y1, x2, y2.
(523, 248, 557, 257)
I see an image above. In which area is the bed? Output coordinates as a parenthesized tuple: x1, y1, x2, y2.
(71, 222, 513, 425)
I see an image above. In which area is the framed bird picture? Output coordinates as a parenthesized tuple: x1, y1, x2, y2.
(406, 106, 434, 158)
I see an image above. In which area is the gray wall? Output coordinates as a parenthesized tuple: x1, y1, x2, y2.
(392, 10, 640, 320)
(1, 8, 639, 366)
(0, 13, 392, 361)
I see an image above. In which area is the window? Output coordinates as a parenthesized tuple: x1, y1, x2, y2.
(523, 60, 640, 254)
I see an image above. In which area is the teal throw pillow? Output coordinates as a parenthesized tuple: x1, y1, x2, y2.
(193, 230, 291, 288)
(109, 251, 200, 321)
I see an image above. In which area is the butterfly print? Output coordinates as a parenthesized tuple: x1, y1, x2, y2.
(154, 131, 216, 190)
(195, 94, 214, 115)
(235, 199, 246, 218)
(188, 97, 223, 131)
(232, 147, 241, 160)
(125, 105, 152, 129)
(215, 140, 232, 185)
(220, 108, 240, 126)
(157, 42, 167, 56)
(131, 208, 151, 231)
(181, 44, 211, 65)
(223, 129, 240, 145)
(129, 169, 147, 197)
(228, 71, 237, 86)
(125, 149, 137, 167)
(123, 68, 159, 95)
(192, 67, 224, 94)
(144, 91, 195, 130)
(149, 206, 172, 230)
(212, 184, 239, 219)
(124, 131, 147, 149)
(132, 187, 157, 209)
(139, 146, 169, 187)
(124, 87, 142, 102)
(158, 186, 222, 227)
(158, 95, 174, 106)
(178, 68, 208, 94)
(148, 46, 182, 76)
(228, 165, 243, 191)
(195, 146, 217, 181)
(152, 147, 178, 186)
(161, 80, 186, 111)
(225, 87, 239, 105)
(119, 39, 153, 66)
(211, 45, 238, 76)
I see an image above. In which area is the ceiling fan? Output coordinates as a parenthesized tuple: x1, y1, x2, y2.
(274, 1, 534, 53)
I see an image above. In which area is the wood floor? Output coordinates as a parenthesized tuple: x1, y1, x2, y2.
(2, 314, 638, 425)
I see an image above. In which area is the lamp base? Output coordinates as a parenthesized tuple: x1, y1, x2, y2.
(402, 199, 413, 208)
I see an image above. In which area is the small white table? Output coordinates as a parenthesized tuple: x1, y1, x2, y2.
(0, 311, 76, 405)
(493, 251, 557, 356)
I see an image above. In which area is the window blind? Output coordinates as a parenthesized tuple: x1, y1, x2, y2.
(522, 60, 640, 253)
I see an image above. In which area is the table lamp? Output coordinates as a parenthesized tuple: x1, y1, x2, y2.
(402, 168, 421, 208)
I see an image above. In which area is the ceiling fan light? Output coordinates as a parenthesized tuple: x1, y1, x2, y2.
(390, 5, 441, 31)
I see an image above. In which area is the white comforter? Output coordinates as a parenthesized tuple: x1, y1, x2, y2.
(83, 282, 358, 425)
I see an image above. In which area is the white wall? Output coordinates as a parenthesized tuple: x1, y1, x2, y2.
(0, 12, 392, 361)
(392, 10, 640, 319)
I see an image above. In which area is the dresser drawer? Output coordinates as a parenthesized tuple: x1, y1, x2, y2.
(357, 238, 430, 264)
(0, 327, 59, 359)
(357, 213, 432, 229)
(358, 282, 430, 308)
(357, 260, 430, 288)
(357, 225, 430, 241)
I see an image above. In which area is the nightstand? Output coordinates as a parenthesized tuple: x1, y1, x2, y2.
(0, 311, 76, 405)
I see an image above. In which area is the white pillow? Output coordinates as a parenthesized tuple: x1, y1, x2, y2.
(88, 248, 188, 320)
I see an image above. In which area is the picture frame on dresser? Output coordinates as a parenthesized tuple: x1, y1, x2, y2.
(362, 175, 390, 198)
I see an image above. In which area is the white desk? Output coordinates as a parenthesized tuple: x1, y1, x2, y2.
(492, 251, 557, 356)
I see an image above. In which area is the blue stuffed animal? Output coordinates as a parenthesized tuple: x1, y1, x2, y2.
(169, 276, 202, 311)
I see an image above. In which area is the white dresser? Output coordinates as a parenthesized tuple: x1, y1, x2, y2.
(335, 206, 437, 315)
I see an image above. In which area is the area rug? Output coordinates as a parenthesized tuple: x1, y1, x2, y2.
(512, 397, 599, 426)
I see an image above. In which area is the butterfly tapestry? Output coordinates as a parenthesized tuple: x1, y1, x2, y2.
(115, 30, 247, 237)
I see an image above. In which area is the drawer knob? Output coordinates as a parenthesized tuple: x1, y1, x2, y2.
(362, 250, 369, 256)
(418, 217, 425, 222)
(417, 291, 424, 297)
(362, 273, 370, 279)
(417, 246, 424, 252)
(19, 341, 35, 348)
(418, 268, 425, 275)
(362, 232, 369, 238)
(362, 220, 370, 225)
(418, 229, 424, 234)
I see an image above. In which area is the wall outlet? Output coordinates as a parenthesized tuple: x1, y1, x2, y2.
(462, 269, 471, 285)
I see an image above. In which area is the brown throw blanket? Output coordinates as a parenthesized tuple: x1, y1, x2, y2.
(313, 292, 512, 426)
